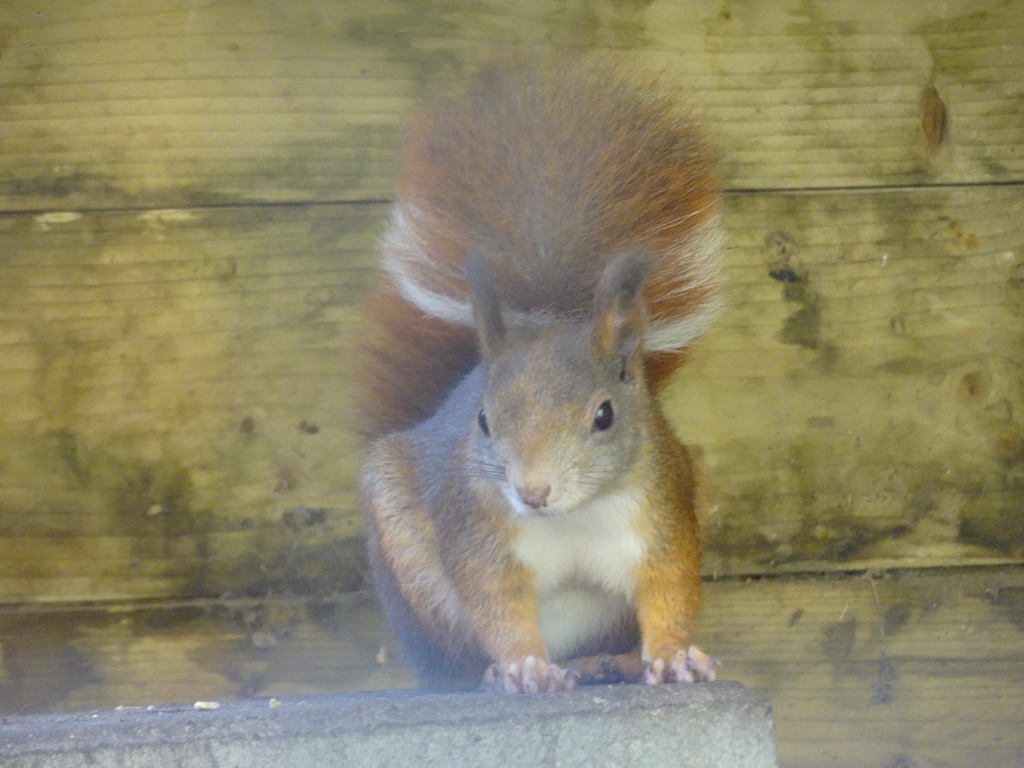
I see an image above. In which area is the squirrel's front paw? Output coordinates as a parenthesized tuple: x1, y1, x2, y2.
(481, 656, 580, 693)
(643, 645, 720, 684)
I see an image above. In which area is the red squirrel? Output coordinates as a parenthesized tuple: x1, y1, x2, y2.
(358, 58, 723, 692)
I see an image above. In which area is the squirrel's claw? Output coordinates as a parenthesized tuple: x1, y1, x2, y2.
(481, 656, 579, 693)
(643, 645, 720, 685)
(686, 644, 721, 682)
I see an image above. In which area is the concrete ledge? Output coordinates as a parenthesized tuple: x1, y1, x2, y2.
(1, 682, 777, 768)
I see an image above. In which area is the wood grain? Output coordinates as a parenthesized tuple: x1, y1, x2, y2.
(697, 567, 1024, 768)
(2, 568, 1021, 768)
(1, 0, 1022, 212)
(0, 204, 379, 601)
(673, 184, 1024, 575)
(0, 185, 1020, 601)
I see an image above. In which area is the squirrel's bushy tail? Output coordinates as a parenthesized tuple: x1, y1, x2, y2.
(358, 58, 723, 438)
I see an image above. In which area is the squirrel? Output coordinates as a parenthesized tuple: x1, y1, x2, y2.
(358, 57, 723, 692)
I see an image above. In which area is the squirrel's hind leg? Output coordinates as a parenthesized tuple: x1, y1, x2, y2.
(362, 435, 484, 688)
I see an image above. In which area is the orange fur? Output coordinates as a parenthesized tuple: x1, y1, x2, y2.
(357, 58, 720, 438)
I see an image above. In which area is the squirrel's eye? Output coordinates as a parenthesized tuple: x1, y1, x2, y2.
(592, 400, 614, 431)
(477, 409, 490, 436)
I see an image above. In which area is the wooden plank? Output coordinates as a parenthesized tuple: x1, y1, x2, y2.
(696, 567, 1024, 768)
(0, 184, 1021, 601)
(671, 184, 1024, 575)
(0, 204, 380, 602)
(1, 0, 1022, 212)
(0, 592, 411, 715)
(1, 568, 1021, 768)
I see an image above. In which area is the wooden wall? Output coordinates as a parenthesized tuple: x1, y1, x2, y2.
(0, 1, 1022, 765)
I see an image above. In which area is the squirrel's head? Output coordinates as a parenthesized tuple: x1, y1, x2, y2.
(465, 252, 653, 517)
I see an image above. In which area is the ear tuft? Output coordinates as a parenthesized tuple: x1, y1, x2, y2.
(591, 250, 652, 367)
(465, 255, 506, 360)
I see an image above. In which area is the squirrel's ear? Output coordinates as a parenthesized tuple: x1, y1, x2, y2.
(591, 251, 651, 370)
(465, 255, 506, 360)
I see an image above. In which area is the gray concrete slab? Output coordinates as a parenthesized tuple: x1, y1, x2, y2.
(0, 682, 777, 767)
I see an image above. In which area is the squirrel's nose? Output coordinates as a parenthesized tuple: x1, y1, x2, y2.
(517, 483, 551, 509)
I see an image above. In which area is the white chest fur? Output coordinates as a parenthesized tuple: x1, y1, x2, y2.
(511, 489, 647, 659)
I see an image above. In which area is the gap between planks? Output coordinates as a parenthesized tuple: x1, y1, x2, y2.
(2, 179, 1022, 218)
